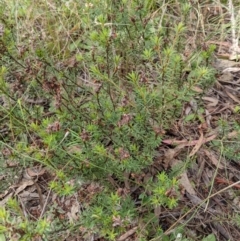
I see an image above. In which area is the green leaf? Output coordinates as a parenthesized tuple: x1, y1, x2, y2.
(202, 234, 216, 241)
(184, 113, 196, 122)
(0, 225, 7, 233)
(0, 234, 6, 241)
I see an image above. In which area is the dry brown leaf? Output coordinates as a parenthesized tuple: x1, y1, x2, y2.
(207, 41, 231, 48)
(215, 177, 240, 189)
(154, 205, 162, 217)
(118, 114, 132, 127)
(163, 144, 186, 169)
(162, 139, 187, 145)
(200, 134, 217, 143)
(189, 130, 204, 157)
(202, 96, 219, 107)
(0, 192, 13, 206)
(189, 99, 198, 111)
(225, 90, 240, 104)
(25, 167, 45, 179)
(117, 227, 138, 241)
(6, 159, 18, 167)
(227, 130, 240, 138)
(67, 201, 80, 222)
(205, 109, 212, 127)
(218, 72, 234, 83)
(15, 180, 34, 195)
(202, 149, 224, 169)
(171, 159, 196, 195)
(179, 172, 196, 195)
(112, 215, 123, 227)
(162, 134, 217, 147)
(185, 105, 192, 115)
(213, 58, 239, 71)
(222, 67, 240, 73)
(67, 145, 82, 154)
(18, 191, 41, 204)
(191, 86, 203, 93)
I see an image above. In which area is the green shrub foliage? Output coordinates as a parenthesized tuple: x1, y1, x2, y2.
(0, 0, 216, 240)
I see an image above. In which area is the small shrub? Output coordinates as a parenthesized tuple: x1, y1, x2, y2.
(0, 0, 216, 240)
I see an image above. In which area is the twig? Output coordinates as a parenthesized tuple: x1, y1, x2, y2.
(117, 227, 138, 241)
